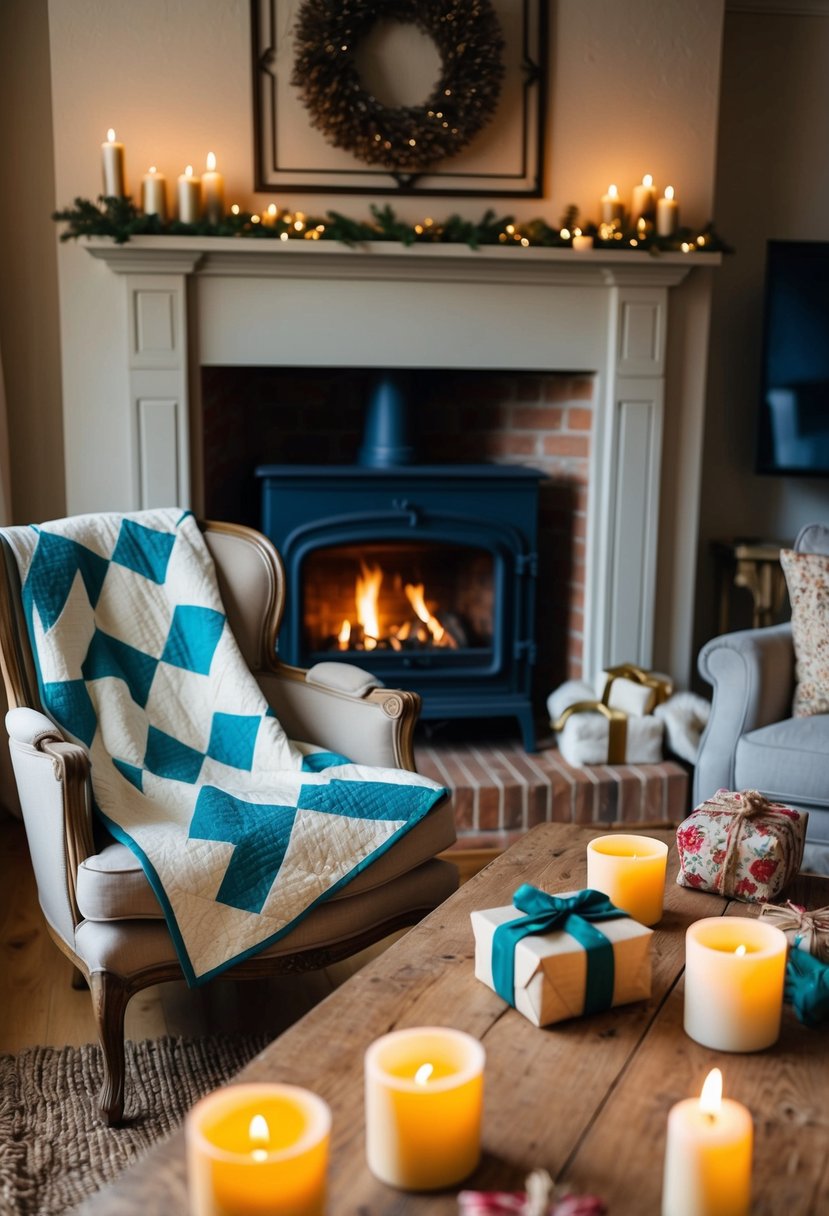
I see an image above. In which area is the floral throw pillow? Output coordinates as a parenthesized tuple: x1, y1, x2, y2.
(780, 549, 829, 716)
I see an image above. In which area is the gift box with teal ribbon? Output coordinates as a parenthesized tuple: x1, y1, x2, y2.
(471, 884, 653, 1027)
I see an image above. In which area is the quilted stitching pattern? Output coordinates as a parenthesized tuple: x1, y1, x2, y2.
(3, 509, 446, 984)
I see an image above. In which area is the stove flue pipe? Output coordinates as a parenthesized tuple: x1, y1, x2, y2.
(358, 372, 415, 467)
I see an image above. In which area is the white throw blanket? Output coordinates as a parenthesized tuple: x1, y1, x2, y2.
(4, 510, 445, 983)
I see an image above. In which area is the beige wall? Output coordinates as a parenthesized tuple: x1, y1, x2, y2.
(0, 0, 65, 525)
(34, 0, 726, 683)
(695, 8, 829, 661)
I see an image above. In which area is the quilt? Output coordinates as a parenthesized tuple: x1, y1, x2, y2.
(4, 509, 446, 983)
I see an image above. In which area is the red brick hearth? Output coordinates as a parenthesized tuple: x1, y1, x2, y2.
(415, 737, 689, 852)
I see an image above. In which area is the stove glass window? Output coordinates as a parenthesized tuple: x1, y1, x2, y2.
(302, 542, 494, 655)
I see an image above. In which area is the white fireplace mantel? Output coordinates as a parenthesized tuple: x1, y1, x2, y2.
(84, 236, 719, 681)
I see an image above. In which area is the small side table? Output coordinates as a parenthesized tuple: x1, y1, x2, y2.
(712, 539, 791, 633)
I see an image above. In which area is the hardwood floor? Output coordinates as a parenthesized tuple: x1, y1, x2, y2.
(0, 815, 491, 1054)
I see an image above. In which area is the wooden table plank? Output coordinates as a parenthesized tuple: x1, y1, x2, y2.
(77, 825, 827, 1216)
(559, 870, 829, 1216)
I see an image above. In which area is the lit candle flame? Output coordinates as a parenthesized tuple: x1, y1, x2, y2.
(608, 183, 618, 198)
(267, 203, 277, 217)
(184, 165, 194, 178)
(699, 1067, 723, 1117)
(249, 1113, 270, 1162)
(735, 944, 747, 956)
(665, 185, 675, 201)
(107, 128, 117, 143)
(414, 1063, 434, 1085)
(643, 173, 653, 187)
(206, 151, 217, 172)
(148, 165, 157, 174)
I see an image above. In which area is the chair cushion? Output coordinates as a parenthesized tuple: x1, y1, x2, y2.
(735, 714, 829, 810)
(76, 797, 456, 923)
(780, 549, 829, 716)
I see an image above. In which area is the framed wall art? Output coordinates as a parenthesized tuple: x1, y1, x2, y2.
(251, 0, 547, 197)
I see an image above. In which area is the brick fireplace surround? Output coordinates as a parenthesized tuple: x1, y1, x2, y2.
(85, 238, 703, 843)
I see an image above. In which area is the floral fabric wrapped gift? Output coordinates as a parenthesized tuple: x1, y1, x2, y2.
(470, 884, 652, 1028)
(676, 789, 807, 902)
(759, 902, 829, 963)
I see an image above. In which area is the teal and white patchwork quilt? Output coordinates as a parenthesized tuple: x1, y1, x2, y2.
(3, 509, 446, 984)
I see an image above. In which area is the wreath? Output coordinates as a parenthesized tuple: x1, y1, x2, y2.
(290, 0, 506, 174)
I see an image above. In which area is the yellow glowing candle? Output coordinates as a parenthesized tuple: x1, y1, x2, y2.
(586, 834, 669, 925)
(177, 164, 202, 224)
(684, 917, 787, 1052)
(262, 202, 279, 228)
(101, 128, 126, 197)
(662, 1067, 752, 1216)
(141, 166, 168, 221)
(600, 183, 624, 224)
(364, 1027, 485, 1191)
(656, 185, 679, 236)
(631, 173, 657, 221)
(186, 1083, 331, 1215)
(202, 151, 225, 224)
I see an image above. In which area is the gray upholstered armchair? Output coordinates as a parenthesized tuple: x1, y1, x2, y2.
(0, 519, 457, 1124)
(694, 523, 829, 871)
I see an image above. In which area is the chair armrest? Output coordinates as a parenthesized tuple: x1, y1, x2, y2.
(694, 623, 795, 805)
(6, 706, 65, 747)
(6, 707, 93, 944)
(256, 664, 420, 770)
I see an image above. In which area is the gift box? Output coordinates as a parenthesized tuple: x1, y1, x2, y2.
(471, 884, 653, 1027)
(676, 788, 807, 902)
(546, 680, 663, 765)
(759, 901, 829, 963)
(596, 663, 674, 717)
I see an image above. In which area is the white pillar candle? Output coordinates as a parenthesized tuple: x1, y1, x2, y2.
(586, 834, 669, 925)
(657, 186, 679, 236)
(202, 151, 225, 224)
(662, 1068, 752, 1216)
(141, 166, 168, 222)
(101, 128, 126, 197)
(631, 173, 657, 221)
(177, 164, 202, 224)
(365, 1026, 485, 1191)
(572, 233, 594, 252)
(600, 183, 624, 224)
(684, 917, 788, 1052)
(186, 1083, 331, 1216)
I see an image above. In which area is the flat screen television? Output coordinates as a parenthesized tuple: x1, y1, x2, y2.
(757, 239, 829, 476)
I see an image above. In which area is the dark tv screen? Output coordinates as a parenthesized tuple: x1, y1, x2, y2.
(757, 240, 829, 475)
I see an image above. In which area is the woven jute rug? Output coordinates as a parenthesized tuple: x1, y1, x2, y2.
(0, 1034, 269, 1216)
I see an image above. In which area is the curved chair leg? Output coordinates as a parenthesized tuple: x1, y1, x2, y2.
(89, 971, 131, 1125)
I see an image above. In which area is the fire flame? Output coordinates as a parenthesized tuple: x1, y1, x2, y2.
(405, 582, 449, 645)
(356, 561, 383, 650)
(334, 559, 461, 652)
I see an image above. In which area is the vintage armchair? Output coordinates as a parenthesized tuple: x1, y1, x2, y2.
(694, 523, 829, 873)
(0, 519, 457, 1124)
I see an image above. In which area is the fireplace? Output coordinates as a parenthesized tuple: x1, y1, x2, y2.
(84, 237, 710, 690)
(257, 459, 543, 749)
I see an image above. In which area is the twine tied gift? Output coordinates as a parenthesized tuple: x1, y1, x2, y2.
(707, 788, 803, 898)
(760, 900, 829, 963)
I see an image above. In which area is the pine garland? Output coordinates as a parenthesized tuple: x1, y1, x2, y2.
(52, 196, 733, 254)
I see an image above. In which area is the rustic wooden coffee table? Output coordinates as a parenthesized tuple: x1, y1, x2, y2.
(79, 823, 829, 1215)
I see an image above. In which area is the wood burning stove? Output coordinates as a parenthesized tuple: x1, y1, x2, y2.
(256, 463, 543, 749)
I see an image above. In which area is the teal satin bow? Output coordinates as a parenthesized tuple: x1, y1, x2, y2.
(491, 884, 626, 1016)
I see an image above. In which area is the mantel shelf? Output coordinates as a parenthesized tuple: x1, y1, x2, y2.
(84, 236, 718, 287)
